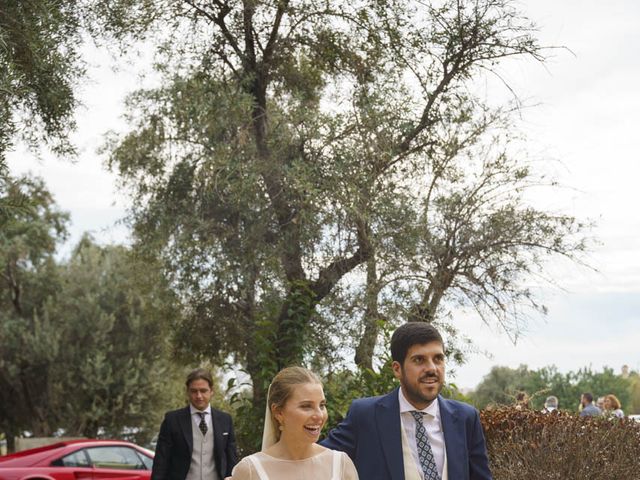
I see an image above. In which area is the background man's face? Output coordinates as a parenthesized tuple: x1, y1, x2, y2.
(188, 378, 213, 411)
(393, 341, 445, 410)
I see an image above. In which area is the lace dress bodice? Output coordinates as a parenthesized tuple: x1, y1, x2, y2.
(230, 449, 358, 480)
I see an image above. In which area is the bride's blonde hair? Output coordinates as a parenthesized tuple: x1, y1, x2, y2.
(267, 366, 322, 441)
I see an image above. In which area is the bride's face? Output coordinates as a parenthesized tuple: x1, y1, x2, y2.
(275, 382, 328, 444)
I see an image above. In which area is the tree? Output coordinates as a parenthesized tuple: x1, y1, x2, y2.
(570, 367, 631, 413)
(627, 371, 640, 415)
(102, 0, 588, 444)
(0, 0, 85, 169)
(46, 236, 185, 441)
(0, 175, 185, 449)
(470, 364, 541, 408)
(0, 174, 69, 448)
(471, 364, 632, 413)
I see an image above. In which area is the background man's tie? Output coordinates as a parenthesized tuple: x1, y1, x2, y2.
(411, 411, 441, 480)
(197, 411, 208, 435)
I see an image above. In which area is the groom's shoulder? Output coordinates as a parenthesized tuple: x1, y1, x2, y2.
(440, 396, 479, 417)
(350, 390, 397, 410)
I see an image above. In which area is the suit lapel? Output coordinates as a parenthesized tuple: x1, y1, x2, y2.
(180, 406, 194, 453)
(376, 388, 405, 480)
(211, 408, 224, 461)
(439, 397, 462, 480)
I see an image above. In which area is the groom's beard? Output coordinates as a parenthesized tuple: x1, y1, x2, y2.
(401, 371, 443, 407)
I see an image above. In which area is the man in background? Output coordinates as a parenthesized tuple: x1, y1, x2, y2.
(514, 392, 530, 410)
(152, 368, 238, 480)
(579, 392, 602, 417)
(542, 396, 558, 413)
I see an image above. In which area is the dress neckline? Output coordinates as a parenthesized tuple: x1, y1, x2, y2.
(258, 448, 331, 462)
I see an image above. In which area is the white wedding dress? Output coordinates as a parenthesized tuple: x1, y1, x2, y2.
(230, 449, 358, 480)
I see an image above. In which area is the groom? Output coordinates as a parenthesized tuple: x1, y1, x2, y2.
(321, 322, 492, 480)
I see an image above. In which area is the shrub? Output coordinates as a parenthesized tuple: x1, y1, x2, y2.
(481, 407, 640, 479)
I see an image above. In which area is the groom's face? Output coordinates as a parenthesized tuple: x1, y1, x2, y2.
(393, 341, 445, 410)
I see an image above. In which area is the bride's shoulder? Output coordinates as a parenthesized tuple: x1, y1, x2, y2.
(313, 445, 353, 464)
(315, 444, 348, 455)
(312, 444, 334, 456)
(230, 456, 256, 479)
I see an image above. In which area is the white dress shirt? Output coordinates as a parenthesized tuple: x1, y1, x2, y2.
(398, 388, 446, 479)
(190, 404, 213, 432)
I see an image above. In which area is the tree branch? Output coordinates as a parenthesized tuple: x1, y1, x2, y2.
(310, 217, 372, 301)
(263, 0, 289, 66)
(184, 0, 246, 62)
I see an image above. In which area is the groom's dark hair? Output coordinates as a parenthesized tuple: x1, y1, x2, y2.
(390, 322, 444, 364)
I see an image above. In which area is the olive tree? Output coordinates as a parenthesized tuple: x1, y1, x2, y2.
(0, 0, 85, 167)
(101, 0, 587, 425)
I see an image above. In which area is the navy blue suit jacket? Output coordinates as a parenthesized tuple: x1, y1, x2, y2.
(321, 388, 491, 480)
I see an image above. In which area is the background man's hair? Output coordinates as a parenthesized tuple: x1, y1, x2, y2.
(186, 368, 214, 388)
(582, 392, 594, 403)
(390, 322, 443, 364)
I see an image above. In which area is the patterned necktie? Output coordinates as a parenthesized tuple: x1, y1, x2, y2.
(197, 411, 208, 435)
(410, 411, 441, 480)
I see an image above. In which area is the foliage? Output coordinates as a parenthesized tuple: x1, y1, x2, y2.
(47, 237, 184, 442)
(106, 1, 586, 362)
(0, 174, 68, 444)
(0, 174, 68, 269)
(0, 175, 184, 447)
(323, 360, 399, 432)
(471, 364, 632, 413)
(0, 165, 9, 215)
(471, 364, 544, 408)
(0, 0, 84, 165)
(228, 386, 264, 457)
(481, 406, 640, 479)
(628, 372, 640, 415)
(100, 0, 590, 445)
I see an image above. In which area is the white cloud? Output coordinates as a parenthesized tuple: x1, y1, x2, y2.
(7, 41, 157, 253)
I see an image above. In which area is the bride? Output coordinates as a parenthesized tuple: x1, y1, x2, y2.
(230, 366, 358, 480)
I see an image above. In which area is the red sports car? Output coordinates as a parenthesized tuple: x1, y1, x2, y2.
(0, 439, 154, 480)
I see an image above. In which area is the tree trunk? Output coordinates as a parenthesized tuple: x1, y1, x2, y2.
(354, 256, 382, 370)
(274, 281, 315, 370)
(408, 268, 454, 323)
(5, 429, 16, 453)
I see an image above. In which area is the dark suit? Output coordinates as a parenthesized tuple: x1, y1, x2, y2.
(151, 406, 238, 480)
(321, 388, 491, 480)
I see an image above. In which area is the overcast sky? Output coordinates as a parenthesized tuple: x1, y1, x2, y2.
(7, 1, 640, 393)
(454, 0, 640, 390)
